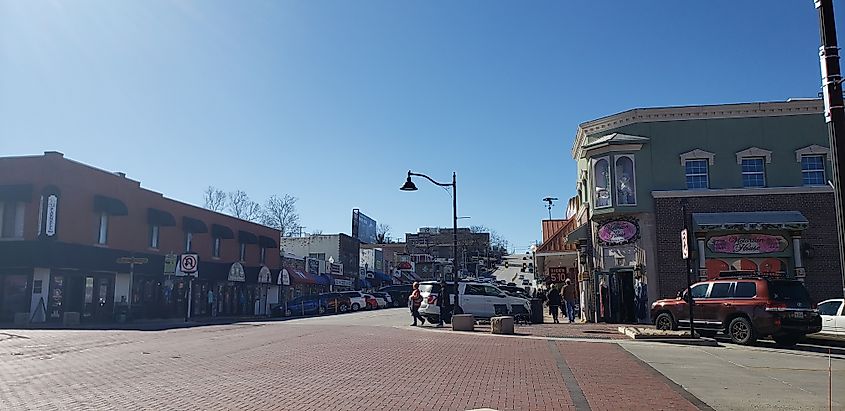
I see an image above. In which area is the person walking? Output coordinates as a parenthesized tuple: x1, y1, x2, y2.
(408, 282, 425, 326)
(207, 289, 215, 317)
(562, 278, 578, 323)
(546, 286, 561, 324)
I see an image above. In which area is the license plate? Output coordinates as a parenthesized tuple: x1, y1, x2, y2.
(791, 311, 806, 319)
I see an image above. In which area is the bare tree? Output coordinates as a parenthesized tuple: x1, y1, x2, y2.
(261, 194, 300, 236)
(227, 190, 262, 222)
(203, 186, 227, 212)
(376, 223, 391, 243)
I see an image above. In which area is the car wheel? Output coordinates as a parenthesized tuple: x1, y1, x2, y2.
(727, 316, 757, 345)
(773, 333, 803, 347)
(352, 303, 360, 311)
(318, 306, 326, 315)
(339, 304, 349, 313)
(284, 309, 292, 317)
(654, 312, 677, 331)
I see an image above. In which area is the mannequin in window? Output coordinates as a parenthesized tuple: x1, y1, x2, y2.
(617, 173, 634, 205)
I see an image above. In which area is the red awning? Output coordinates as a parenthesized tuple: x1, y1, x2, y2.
(289, 270, 316, 285)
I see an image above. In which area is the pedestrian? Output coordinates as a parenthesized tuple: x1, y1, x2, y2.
(546, 286, 561, 323)
(408, 282, 425, 326)
(207, 288, 215, 317)
(562, 278, 578, 323)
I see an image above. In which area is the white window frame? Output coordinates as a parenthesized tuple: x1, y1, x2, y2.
(614, 154, 637, 206)
(740, 157, 767, 188)
(0, 201, 25, 239)
(185, 231, 193, 252)
(213, 237, 221, 258)
(97, 212, 108, 245)
(149, 225, 160, 249)
(800, 154, 827, 186)
(592, 156, 612, 209)
(684, 159, 710, 189)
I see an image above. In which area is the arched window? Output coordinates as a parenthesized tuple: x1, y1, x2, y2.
(593, 158, 611, 208)
(731, 259, 758, 272)
(759, 258, 786, 274)
(706, 259, 730, 280)
(615, 156, 636, 205)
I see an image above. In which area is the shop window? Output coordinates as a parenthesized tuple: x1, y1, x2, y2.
(213, 237, 221, 258)
(593, 157, 611, 208)
(706, 259, 730, 280)
(0, 201, 25, 239)
(741, 157, 766, 187)
(685, 160, 709, 189)
(614, 155, 636, 206)
(734, 282, 757, 298)
(97, 212, 108, 245)
(801, 155, 826, 186)
(149, 225, 160, 249)
(185, 232, 193, 252)
(732, 259, 757, 272)
(759, 258, 785, 275)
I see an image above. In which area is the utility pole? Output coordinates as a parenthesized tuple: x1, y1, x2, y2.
(815, 0, 845, 298)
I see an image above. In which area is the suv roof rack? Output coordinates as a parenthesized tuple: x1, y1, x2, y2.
(717, 271, 788, 279)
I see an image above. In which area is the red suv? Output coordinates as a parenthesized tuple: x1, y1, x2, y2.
(651, 275, 822, 346)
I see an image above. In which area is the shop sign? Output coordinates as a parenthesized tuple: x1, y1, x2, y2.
(45, 195, 58, 237)
(279, 269, 290, 286)
(330, 263, 342, 275)
(307, 258, 320, 276)
(393, 270, 402, 278)
(164, 254, 178, 275)
(597, 219, 639, 246)
(258, 266, 271, 283)
(334, 279, 353, 287)
(548, 267, 569, 283)
(707, 234, 788, 255)
(228, 262, 245, 282)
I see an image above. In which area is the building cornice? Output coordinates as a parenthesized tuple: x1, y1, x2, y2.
(571, 99, 823, 159)
(651, 185, 833, 198)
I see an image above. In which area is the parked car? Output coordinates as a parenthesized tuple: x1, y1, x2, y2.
(379, 285, 413, 307)
(369, 291, 393, 307)
(362, 294, 379, 310)
(521, 279, 531, 286)
(274, 295, 324, 317)
(518, 274, 525, 280)
(499, 285, 531, 299)
(319, 293, 352, 314)
(417, 281, 530, 324)
(506, 282, 516, 287)
(651, 275, 822, 346)
(815, 298, 844, 338)
(338, 291, 367, 311)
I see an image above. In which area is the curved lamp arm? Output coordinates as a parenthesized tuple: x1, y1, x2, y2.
(408, 171, 454, 188)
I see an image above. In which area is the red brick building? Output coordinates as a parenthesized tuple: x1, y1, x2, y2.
(0, 152, 282, 323)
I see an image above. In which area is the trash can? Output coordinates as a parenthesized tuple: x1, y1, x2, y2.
(529, 298, 544, 324)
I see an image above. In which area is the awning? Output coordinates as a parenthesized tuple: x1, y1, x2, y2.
(373, 271, 391, 282)
(94, 195, 128, 216)
(238, 230, 258, 244)
(182, 217, 208, 233)
(211, 224, 235, 239)
(147, 208, 176, 227)
(360, 278, 372, 289)
(315, 274, 332, 286)
(0, 184, 33, 202)
(289, 270, 316, 285)
(259, 235, 278, 248)
(564, 223, 589, 245)
(692, 211, 809, 231)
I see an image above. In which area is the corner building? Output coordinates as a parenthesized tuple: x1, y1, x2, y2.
(0, 152, 281, 323)
(568, 99, 842, 323)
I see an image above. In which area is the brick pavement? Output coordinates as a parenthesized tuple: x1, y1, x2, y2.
(0, 319, 704, 410)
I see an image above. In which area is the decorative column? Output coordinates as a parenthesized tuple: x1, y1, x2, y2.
(697, 237, 708, 281)
(792, 233, 805, 281)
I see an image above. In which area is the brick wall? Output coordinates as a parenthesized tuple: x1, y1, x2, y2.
(653, 193, 842, 302)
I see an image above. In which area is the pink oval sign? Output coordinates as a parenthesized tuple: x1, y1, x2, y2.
(707, 234, 787, 254)
(597, 220, 638, 245)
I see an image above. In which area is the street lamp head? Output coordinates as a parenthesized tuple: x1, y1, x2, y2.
(400, 175, 418, 191)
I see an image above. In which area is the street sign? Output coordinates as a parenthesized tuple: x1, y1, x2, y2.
(180, 253, 199, 274)
(117, 257, 149, 265)
(680, 229, 689, 260)
(164, 254, 178, 274)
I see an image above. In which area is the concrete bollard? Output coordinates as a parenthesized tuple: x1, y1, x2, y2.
(491, 316, 514, 335)
(63, 312, 80, 327)
(451, 314, 475, 331)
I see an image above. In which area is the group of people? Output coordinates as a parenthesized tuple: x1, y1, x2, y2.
(538, 278, 578, 324)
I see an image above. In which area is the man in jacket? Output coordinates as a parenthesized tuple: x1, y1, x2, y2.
(562, 279, 578, 323)
(546, 287, 561, 324)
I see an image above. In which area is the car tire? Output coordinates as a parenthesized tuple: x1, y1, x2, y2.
(318, 306, 326, 315)
(352, 303, 360, 311)
(339, 304, 349, 313)
(773, 333, 803, 347)
(727, 316, 757, 345)
(655, 312, 677, 331)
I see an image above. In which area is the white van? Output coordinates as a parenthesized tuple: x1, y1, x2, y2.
(417, 281, 530, 323)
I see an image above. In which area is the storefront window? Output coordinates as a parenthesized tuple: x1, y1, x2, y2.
(732, 259, 758, 272)
(614, 155, 636, 205)
(593, 158, 611, 208)
(705, 259, 730, 280)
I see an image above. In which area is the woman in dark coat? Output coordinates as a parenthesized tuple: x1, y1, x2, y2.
(546, 287, 561, 324)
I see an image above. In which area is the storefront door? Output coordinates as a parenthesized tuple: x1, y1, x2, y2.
(1, 274, 29, 322)
(83, 275, 114, 322)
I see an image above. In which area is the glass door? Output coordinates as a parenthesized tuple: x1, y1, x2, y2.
(1, 275, 29, 322)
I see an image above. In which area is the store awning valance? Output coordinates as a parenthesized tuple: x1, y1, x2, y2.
(373, 271, 391, 281)
(94, 195, 128, 216)
(147, 208, 176, 227)
(211, 224, 235, 239)
(692, 211, 809, 232)
(238, 230, 258, 244)
(258, 235, 278, 248)
(0, 184, 33, 202)
(182, 217, 208, 233)
(289, 270, 316, 285)
(564, 223, 589, 245)
(315, 274, 331, 286)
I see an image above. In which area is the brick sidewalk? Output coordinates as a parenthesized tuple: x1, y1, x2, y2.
(0, 321, 705, 410)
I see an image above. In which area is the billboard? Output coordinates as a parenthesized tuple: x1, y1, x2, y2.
(352, 209, 377, 244)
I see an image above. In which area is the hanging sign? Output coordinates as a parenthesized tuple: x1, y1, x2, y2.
(279, 269, 291, 286)
(330, 263, 343, 275)
(164, 254, 178, 275)
(45, 195, 58, 237)
(228, 262, 245, 282)
(597, 219, 640, 246)
(307, 258, 320, 276)
(707, 234, 788, 255)
(681, 229, 689, 260)
(258, 266, 271, 283)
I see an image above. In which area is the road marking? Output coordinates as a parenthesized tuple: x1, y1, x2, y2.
(547, 340, 591, 411)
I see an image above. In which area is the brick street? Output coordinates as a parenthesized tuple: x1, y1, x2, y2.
(0, 309, 703, 411)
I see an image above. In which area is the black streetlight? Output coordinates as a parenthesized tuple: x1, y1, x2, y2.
(401, 170, 461, 315)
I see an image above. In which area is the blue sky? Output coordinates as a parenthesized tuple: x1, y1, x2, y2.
(0, 1, 836, 251)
